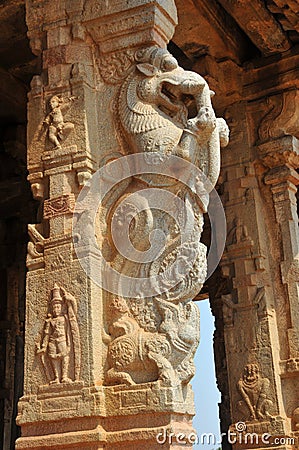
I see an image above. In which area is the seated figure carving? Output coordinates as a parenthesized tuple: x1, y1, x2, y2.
(237, 363, 273, 421)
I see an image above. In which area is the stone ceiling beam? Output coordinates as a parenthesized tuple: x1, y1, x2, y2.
(173, 0, 252, 62)
(0, 1, 27, 47)
(217, 0, 291, 55)
(243, 51, 299, 100)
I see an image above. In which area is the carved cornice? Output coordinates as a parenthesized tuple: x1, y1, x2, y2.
(84, 2, 177, 53)
(258, 90, 299, 143)
(173, 0, 249, 63)
(261, 150, 299, 171)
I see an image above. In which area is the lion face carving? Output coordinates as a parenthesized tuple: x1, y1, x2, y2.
(117, 45, 229, 188)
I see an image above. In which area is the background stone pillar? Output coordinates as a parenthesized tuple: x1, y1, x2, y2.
(208, 80, 299, 448)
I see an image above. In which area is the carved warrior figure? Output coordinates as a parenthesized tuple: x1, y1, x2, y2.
(44, 95, 75, 148)
(293, 407, 299, 430)
(36, 285, 81, 385)
(237, 364, 273, 421)
(101, 46, 229, 387)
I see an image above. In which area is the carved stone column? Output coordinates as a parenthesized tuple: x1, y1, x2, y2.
(17, 1, 227, 449)
(258, 90, 299, 442)
(212, 85, 299, 448)
(17, 1, 104, 449)
(213, 103, 288, 448)
(263, 148, 299, 439)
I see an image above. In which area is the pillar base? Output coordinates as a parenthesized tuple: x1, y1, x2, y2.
(16, 381, 196, 450)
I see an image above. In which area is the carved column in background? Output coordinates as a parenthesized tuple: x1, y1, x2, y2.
(258, 89, 299, 440)
(0, 118, 34, 448)
(16, 1, 227, 449)
(210, 97, 288, 446)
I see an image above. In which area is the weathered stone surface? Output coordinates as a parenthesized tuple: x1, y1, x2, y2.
(0, 0, 298, 449)
(14, 0, 228, 449)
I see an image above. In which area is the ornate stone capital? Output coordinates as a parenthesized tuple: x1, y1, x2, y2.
(84, 0, 178, 53)
(264, 164, 299, 187)
(258, 90, 299, 143)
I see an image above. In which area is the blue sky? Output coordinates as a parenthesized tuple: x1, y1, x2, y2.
(192, 299, 222, 449)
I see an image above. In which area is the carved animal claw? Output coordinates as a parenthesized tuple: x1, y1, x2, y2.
(106, 368, 136, 386)
(61, 377, 72, 383)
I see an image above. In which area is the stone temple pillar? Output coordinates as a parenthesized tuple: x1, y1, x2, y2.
(16, 1, 228, 449)
(209, 68, 299, 448)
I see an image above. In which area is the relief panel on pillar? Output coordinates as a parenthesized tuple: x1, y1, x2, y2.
(87, 45, 230, 390)
(237, 363, 273, 422)
(36, 284, 81, 386)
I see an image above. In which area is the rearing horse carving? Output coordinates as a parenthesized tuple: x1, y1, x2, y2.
(101, 46, 229, 387)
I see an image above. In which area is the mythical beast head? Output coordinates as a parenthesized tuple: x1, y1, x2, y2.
(134, 46, 211, 129)
(118, 46, 229, 188)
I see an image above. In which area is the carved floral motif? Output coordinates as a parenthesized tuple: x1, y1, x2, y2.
(99, 50, 135, 83)
(44, 193, 75, 219)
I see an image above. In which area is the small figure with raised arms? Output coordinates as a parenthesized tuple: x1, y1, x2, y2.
(44, 95, 75, 148)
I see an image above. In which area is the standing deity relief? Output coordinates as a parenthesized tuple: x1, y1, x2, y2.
(36, 285, 81, 385)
